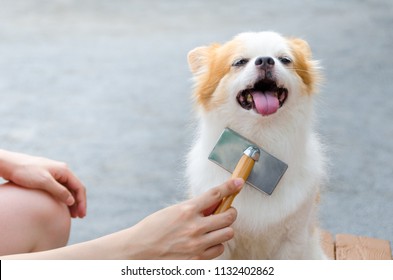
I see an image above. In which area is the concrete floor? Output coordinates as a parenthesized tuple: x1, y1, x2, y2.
(0, 0, 392, 247)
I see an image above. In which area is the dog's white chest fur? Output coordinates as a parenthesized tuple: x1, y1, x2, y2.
(187, 116, 326, 259)
(186, 31, 327, 259)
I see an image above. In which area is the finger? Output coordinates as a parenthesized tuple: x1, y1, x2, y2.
(45, 179, 86, 219)
(196, 244, 225, 260)
(202, 201, 221, 216)
(68, 202, 79, 218)
(68, 180, 87, 218)
(54, 168, 87, 218)
(65, 187, 86, 218)
(201, 207, 237, 233)
(74, 187, 87, 218)
(194, 179, 244, 213)
(41, 175, 75, 206)
(200, 226, 234, 254)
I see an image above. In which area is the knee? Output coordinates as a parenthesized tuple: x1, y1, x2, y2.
(0, 183, 71, 253)
(31, 189, 71, 251)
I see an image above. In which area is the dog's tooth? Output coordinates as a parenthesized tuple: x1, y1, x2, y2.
(246, 93, 253, 103)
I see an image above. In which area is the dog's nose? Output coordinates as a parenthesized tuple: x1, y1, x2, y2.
(255, 57, 275, 68)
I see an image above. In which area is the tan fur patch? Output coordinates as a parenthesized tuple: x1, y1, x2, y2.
(188, 40, 241, 111)
(287, 38, 321, 94)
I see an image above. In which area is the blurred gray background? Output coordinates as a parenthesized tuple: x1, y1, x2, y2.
(0, 0, 392, 246)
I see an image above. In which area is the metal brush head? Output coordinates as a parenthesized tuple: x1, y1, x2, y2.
(208, 128, 288, 195)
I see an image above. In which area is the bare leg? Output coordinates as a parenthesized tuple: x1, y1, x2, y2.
(0, 182, 71, 255)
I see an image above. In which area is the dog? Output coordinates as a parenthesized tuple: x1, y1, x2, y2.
(186, 31, 327, 259)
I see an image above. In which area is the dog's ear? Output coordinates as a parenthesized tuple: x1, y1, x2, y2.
(188, 46, 208, 74)
(187, 44, 220, 75)
(288, 38, 312, 60)
(287, 37, 321, 93)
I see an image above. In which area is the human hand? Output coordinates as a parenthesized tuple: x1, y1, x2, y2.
(0, 150, 86, 218)
(0, 179, 243, 260)
(123, 178, 244, 260)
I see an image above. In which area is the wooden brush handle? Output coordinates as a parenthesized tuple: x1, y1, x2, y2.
(213, 152, 257, 214)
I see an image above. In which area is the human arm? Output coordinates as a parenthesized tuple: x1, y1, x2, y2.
(1, 178, 243, 260)
(0, 149, 86, 218)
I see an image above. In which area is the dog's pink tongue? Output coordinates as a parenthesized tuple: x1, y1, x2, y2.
(252, 91, 279, 116)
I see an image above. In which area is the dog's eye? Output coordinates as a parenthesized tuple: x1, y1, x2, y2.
(232, 58, 249, 67)
(278, 56, 292, 65)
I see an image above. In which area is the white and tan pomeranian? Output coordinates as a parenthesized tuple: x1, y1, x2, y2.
(186, 31, 327, 259)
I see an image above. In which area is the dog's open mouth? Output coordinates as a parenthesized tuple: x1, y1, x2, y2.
(236, 79, 288, 116)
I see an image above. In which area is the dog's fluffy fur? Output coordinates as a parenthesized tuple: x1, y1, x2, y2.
(186, 31, 327, 259)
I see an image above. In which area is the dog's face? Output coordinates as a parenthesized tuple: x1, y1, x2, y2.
(188, 32, 320, 122)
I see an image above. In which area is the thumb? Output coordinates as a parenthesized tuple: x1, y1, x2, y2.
(201, 178, 244, 216)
